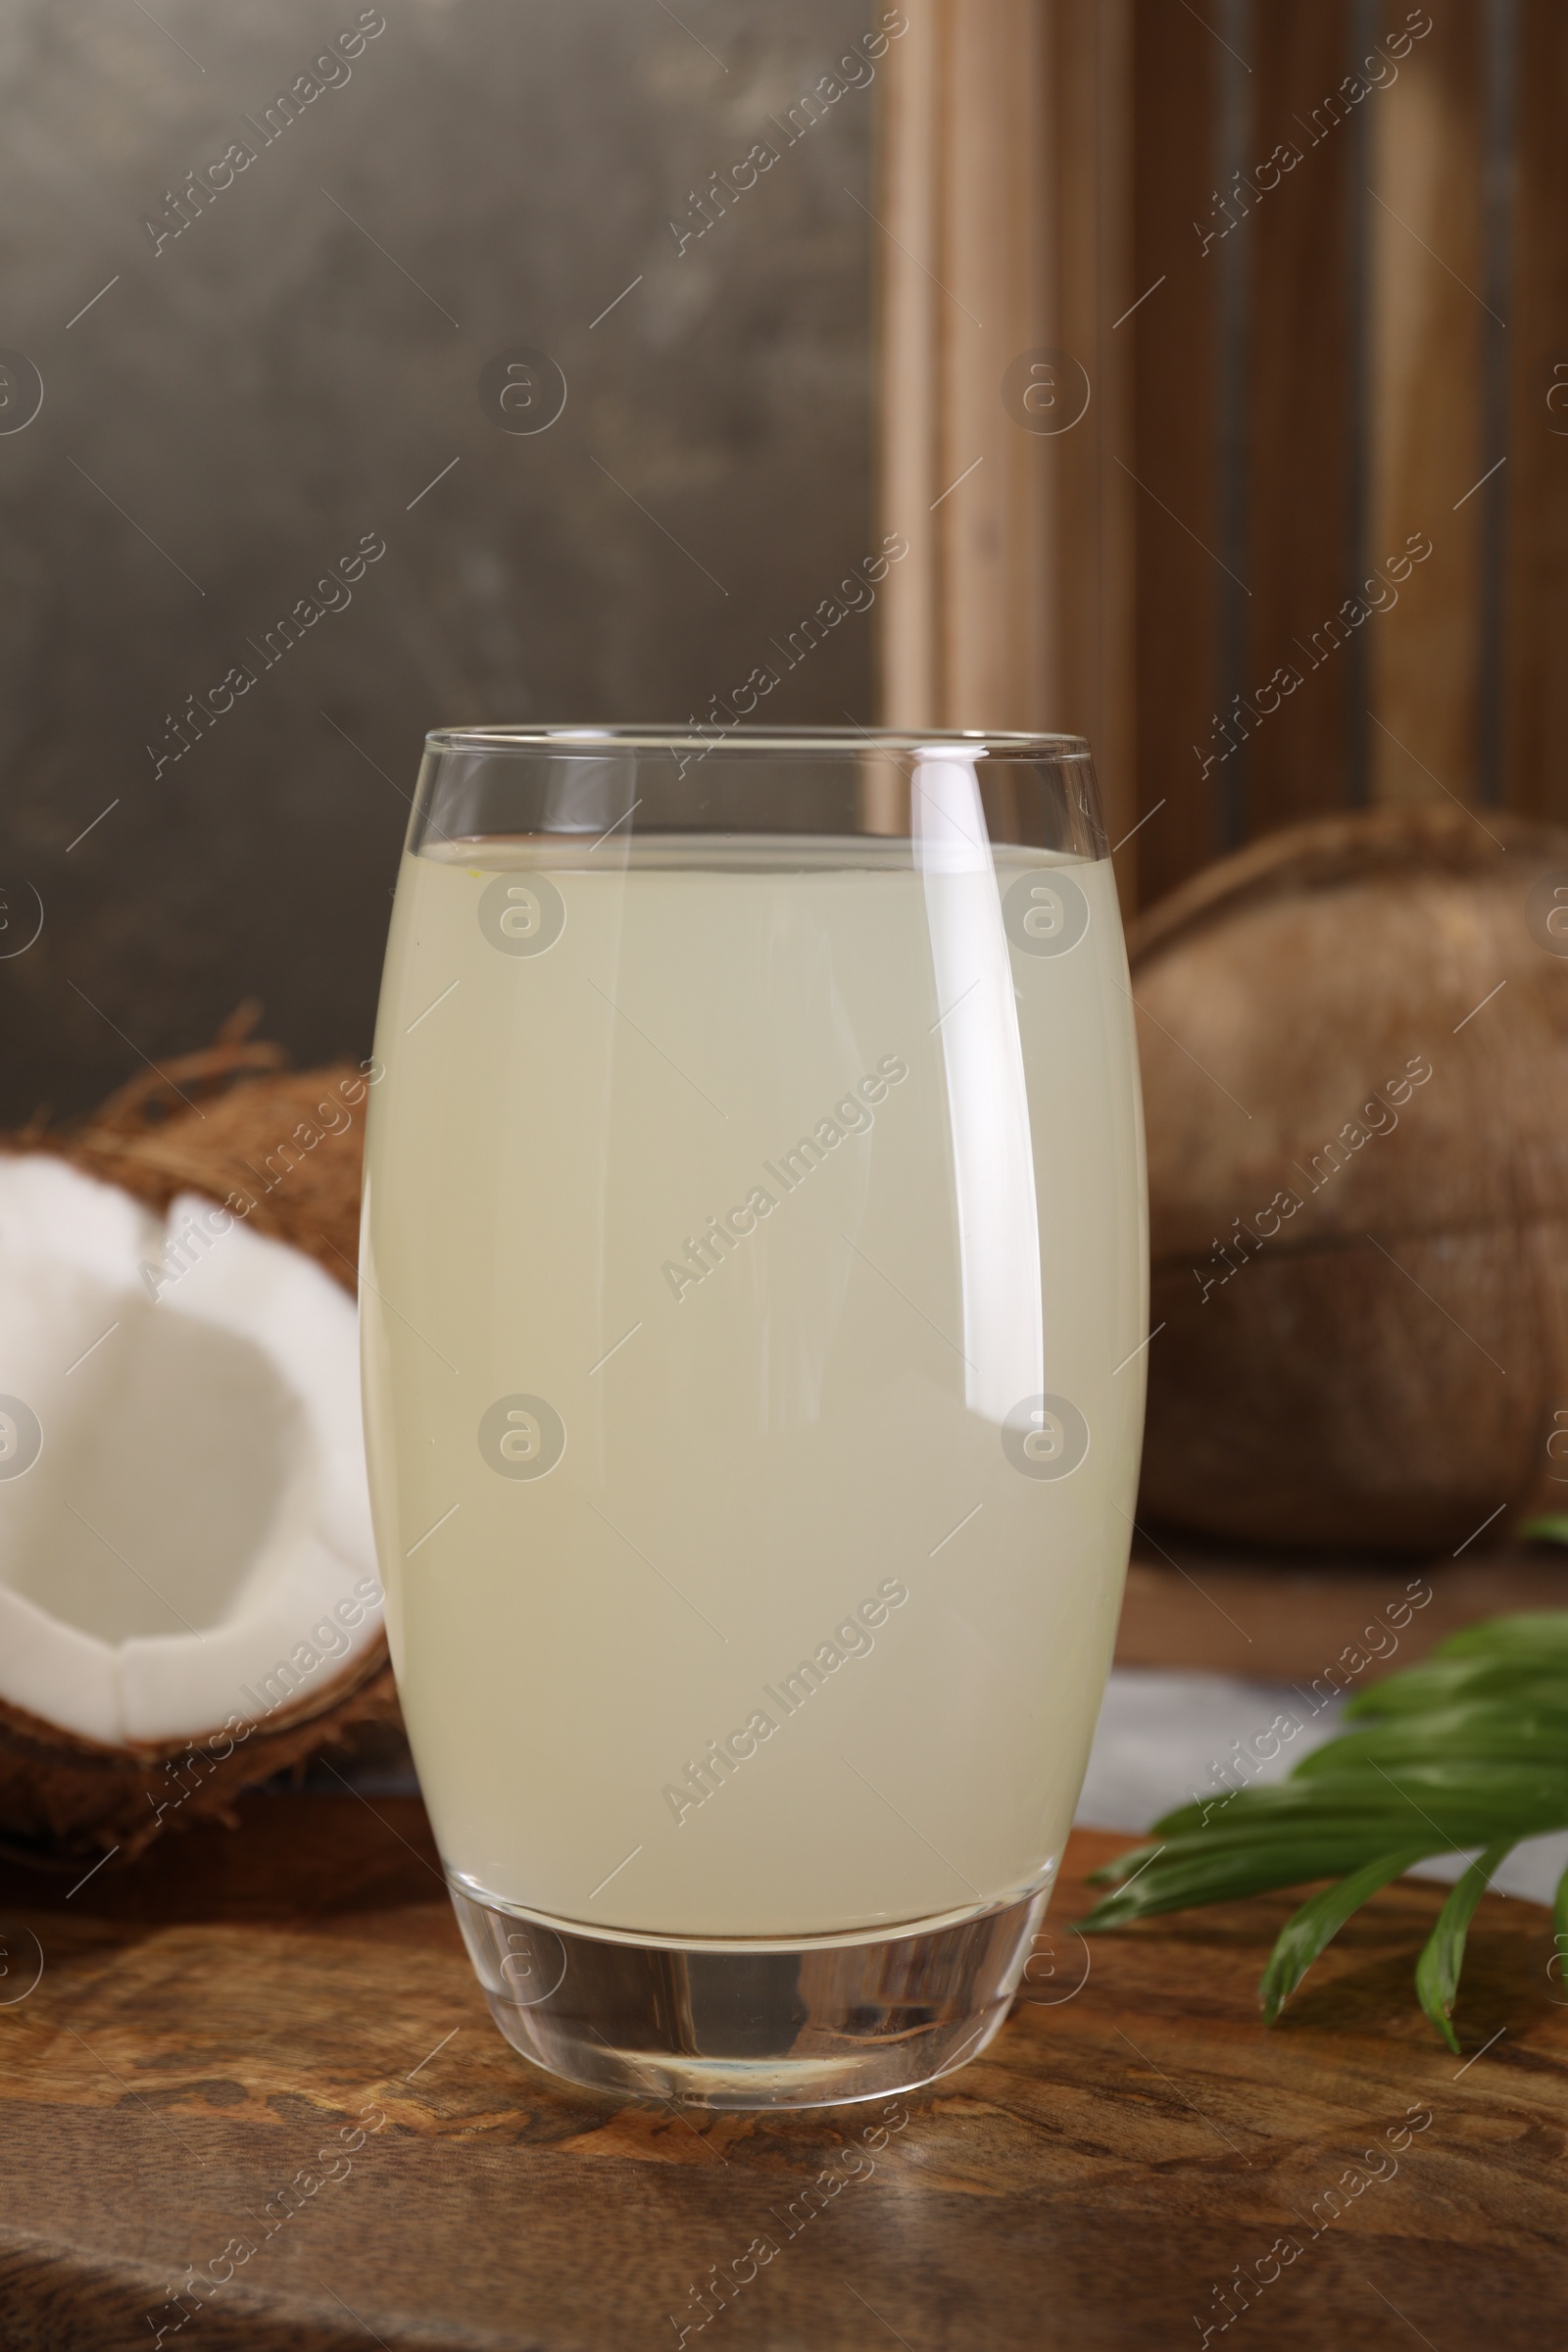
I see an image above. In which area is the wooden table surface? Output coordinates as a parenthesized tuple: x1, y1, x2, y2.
(1114, 1538, 1568, 1680)
(2, 1778, 1564, 2351)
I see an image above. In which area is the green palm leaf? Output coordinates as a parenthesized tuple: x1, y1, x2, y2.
(1074, 1610, 1568, 2045)
(1414, 1843, 1514, 2053)
(1259, 1847, 1431, 2023)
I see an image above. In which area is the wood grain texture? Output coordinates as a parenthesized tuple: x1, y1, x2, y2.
(1507, 0, 1568, 825)
(1367, 0, 1487, 812)
(877, 0, 1568, 902)
(874, 0, 1137, 864)
(1, 1792, 1566, 2349)
(1053, 0, 1138, 878)
(876, 0, 1049, 731)
(1129, 0, 1221, 906)
(1116, 1541, 1568, 1680)
(1244, 0, 1360, 836)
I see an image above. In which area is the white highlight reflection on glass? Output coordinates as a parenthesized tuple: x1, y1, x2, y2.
(911, 753, 1044, 1425)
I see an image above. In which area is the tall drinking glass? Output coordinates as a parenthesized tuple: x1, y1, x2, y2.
(361, 726, 1147, 2109)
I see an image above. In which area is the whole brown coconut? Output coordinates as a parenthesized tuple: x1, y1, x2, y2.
(0, 1024, 398, 1860)
(1131, 805, 1568, 1555)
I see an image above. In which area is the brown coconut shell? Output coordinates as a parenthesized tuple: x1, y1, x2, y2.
(1131, 804, 1568, 1555)
(0, 1017, 399, 1861)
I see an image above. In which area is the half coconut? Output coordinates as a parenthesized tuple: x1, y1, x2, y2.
(0, 1148, 391, 1859)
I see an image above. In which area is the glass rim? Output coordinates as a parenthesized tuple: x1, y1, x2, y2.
(422, 723, 1092, 760)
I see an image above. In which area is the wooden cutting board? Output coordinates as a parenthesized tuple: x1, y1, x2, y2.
(1, 1789, 1564, 2349)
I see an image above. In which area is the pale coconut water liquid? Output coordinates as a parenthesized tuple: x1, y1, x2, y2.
(362, 835, 1147, 1941)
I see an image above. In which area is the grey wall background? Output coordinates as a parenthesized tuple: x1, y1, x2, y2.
(0, 0, 875, 1123)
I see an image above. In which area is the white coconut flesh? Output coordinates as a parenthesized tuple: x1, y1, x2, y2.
(0, 1154, 380, 1749)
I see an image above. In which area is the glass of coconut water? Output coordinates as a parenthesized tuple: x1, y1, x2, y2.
(362, 727, 1147, 2108)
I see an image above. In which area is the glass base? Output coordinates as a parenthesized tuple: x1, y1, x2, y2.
(448, 1879, 1050, 2110)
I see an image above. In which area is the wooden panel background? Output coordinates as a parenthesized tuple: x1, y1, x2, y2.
(875, 0, 1138, 858)
(1367, 0, 1489, 817)
(876, 0, 1568, 908)
(1127, 0, 1220, 903)
(1509, 0, 1568, 825)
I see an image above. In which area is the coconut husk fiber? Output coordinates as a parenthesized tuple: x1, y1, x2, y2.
(0, 1015, 399, 1860)
(1131, 803, 1568, 1555)
(32, 1006, 367, 1286)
